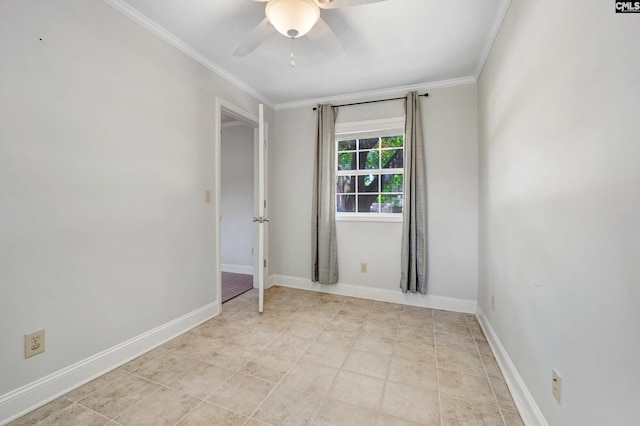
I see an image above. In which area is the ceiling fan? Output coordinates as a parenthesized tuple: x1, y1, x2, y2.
(233, 0, 388, 60)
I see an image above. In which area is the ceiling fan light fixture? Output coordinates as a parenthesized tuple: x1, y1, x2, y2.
(265, 0, 320, 38)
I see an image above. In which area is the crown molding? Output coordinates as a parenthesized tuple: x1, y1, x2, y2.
(103, 0, 274, 108)
(104, 0, 504, 111)
(475, 0, 512, 80)
(274, 76, 477, 110)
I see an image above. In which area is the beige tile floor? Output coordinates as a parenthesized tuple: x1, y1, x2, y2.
(10, 286, 524, 426)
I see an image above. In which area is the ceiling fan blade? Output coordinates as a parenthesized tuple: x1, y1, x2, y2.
(306, 17, 346, 58)
(233, 17, 276, 57)
(316, 0, 388, 9)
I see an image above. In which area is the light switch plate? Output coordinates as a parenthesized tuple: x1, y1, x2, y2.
(552, 369, 562, 404)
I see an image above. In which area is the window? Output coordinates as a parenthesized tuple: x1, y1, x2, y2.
(335, 118, 404, 220)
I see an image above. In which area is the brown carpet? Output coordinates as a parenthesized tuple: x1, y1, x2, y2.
(221, 272, 254, 303)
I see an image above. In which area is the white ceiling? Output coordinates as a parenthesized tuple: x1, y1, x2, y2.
(107, 0, 507, 107)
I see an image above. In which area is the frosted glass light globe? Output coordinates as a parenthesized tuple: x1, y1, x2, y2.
(266, 0, 321, 38)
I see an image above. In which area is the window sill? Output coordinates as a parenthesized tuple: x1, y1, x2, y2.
(336, 214, 403, 223)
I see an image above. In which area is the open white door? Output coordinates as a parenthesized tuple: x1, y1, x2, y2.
(256, 104, 267, 313)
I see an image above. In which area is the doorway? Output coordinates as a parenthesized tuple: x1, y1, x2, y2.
(220, 118, 255, 302)
(214, 99, 267, 313)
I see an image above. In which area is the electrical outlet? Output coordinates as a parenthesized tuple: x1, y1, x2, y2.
(204, 190, 211, 203)
(25, 329, 45, 358)
(360, 262, 367, 273)
(491, 294, 495, 311)
(552, 369, 562, 404)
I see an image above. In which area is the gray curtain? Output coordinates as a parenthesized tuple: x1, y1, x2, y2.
(400, 92, 428, 294)
(311, 104, 339, 284)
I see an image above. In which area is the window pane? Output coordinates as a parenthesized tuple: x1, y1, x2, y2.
(380, 194, 403, 213)
(359, 138, 379, 150)
(381, 136, 403, 148)
(335, 130, 404, 217)
(336, 175, 355, 194)
(338, 140, 356, 151)
(358, 175, 379, 192)
(358, 194, 380, 213)
(359, 150, 379, 170)
(382, 174, 403, 192)
(381, 149, 403, 169)
(338, 152, 355, 171)
(378, 195, 392, 213)
(337, 195, 356, 212)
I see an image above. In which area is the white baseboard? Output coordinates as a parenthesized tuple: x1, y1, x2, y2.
(265, 276, 275, 289)
(269, 274, 477, 314)
(0, 302, 220, 425)
(221, 264, 253, 275)
(476, 306, 548, 426)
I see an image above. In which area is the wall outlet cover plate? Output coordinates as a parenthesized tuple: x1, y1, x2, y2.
(25, 329, 45, 358)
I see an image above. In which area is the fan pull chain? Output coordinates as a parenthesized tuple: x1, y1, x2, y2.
(290, 37, 296, 67)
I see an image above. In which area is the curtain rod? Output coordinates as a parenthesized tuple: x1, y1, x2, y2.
(312, 93, 429, 111)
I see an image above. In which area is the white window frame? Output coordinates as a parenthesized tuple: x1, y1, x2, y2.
(335, 117, 405, 223)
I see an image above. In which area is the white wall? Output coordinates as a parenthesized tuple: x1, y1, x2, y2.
(221, 125, 254, 272)
(0, 0, 272, 410)
(271, 84, 478, 309)
(478, 0, 640, 424)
